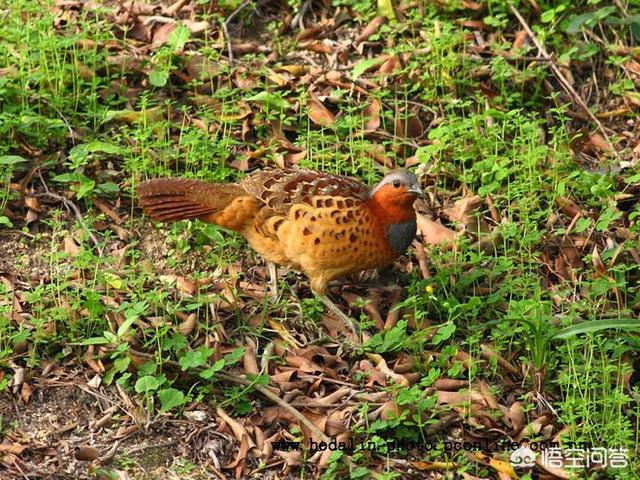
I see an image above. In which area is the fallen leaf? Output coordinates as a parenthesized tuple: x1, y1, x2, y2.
(355, 16, 387, 45)
(20, 382, 32, 404)
(75, 446, 101, 461)
(437, 389, 484, 405)
(412, 461, 456, 471)
(367, 353, 410, 386)
(512, 30, 529, 49)
(472, 452, 518, 478)
(379, 55, 400, 74)
(176, 276, 197, 295)
(443, 195, 482, 228)
(243, 339, 260, 375)
(296, 25, 324, 41)
(507, 401, 525, 432)
(416, 213, 457, 245)
(93, 197, 123, 224)
(152, 22, 176, 46)
(216, 406, 256, 448)
(0, 443, 26, 455)
(183, 20, 208, 35)
(363, 98, 382, 132)
(233, 68, 259, 90)
(25, 209, 38, 224)
(434, 379, 468, 391)
(366, 144, 393, 168)
(299, 40, 333, 54)
(555, 196, 584, 217)
(591, 245, 607, 276)
(64, 234, 81, 256)
(178, 313, 197, 336)
(396, 114, 423, 138)
(308, 92, 336, 127)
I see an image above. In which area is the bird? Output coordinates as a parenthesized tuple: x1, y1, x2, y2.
(137, 168, 422, 335)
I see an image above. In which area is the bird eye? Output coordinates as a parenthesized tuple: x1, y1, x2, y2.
(393, 180, 401, 188)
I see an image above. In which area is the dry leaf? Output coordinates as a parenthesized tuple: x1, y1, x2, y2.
(151, 22, 176, 45)
(416, 213, 457, 245)
(507, 401, 525, 432)
(367, 353, 410, 386)
(308, 92, 336, 127)
(243, 339, 260, 375)
(591, 245, 607, 276)
(216, 406, 256, 448)
(20, 382, 32, 404)
(299, 40, 333, 54)
(437, 389, 484, 405)
(178, 313, 197, 336)
(412, 461, 456, 471)
(396, 114, 423, 138)
(25, 209, 39, 224)
(64, 234, 81, 256)
(75, 446, 101, 461)
(434, 379, 468, 391)
(555, 196, 583, 218)
(472, 452, 518, 478)
(355, 16, 387, 45)
(379, 55, 400, 74)
(363, 98, 382, 132)
(183, 20, 208, 35)
(0, 443, 27, 456)
(233, 69, 259, 90)
(512, 30, 529, 49)
(443, 195, 481, 228)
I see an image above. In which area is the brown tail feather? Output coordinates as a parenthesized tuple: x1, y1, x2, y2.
(137, 178, 246, 223)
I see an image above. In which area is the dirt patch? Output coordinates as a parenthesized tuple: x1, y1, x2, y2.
(0, 378, 235, 480)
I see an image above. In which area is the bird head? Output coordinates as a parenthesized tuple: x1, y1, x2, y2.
(369, 169, 421, 251)
(370, 170, 422, 212)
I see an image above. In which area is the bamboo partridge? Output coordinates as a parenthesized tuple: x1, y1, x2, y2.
(138, 168, 422, 334)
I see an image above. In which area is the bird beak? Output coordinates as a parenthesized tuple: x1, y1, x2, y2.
(408, 185, 423, 197)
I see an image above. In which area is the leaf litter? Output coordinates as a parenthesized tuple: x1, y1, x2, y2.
(1, 0, 639, 478)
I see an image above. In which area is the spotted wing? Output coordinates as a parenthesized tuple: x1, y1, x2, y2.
(240, 168, 370, 214)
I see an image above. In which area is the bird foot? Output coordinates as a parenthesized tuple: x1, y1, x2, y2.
(268, 262, 279, 300)
(316, 293, 360, 339)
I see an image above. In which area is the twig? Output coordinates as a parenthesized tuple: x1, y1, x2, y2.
(480, 343, 520, 377)
(163, 0, 189, 16)
(508, 4, 617, 155)
(9, 457, 30, 480)
(35, 169, 102, 251)
(98, 440, 121, 462)
(34, 192, 101, 250)
(222, 0, 252, 65)
(292, 0, 313, 30)
(40, 98, 76, 146)
(424, 413, 459, 436)
(3, 230, 36, 239)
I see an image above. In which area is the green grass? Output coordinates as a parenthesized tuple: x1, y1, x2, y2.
(1, 0, 639, 478)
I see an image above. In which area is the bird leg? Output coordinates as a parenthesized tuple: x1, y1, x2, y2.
(316, 293, 360, 337)
(268, 262, 278, 300)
